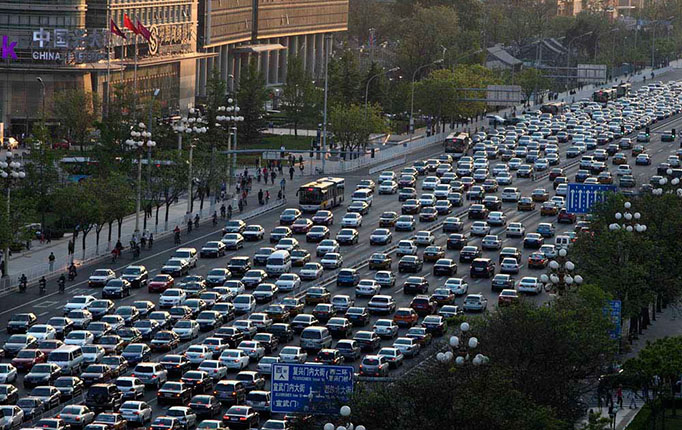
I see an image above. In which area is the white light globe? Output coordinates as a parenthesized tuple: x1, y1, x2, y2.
(660, 178, 668, 185)
(624, 213, 632, 220)
(677, 188, 682, 196)
(558, 248, 567, 257)
(624, 202, 631, 209)
(437, 352, 446, 362)
(468, 337, 478, 349)
(565, 261, 575, 271)
(227, 98, 233, 104)
(455, 356, 465, 366)
(445, 351, 453, 361)
(634, 212, 641, 219)
(460, 322, 470, 332)
(338, 426, 347, 430)
(673, 178, 680, 186)
(473, 356, 482, 366)
(356, 426, 366, 430)
(626, 225, 633, 232)
(0, 171, 7, 179)
(18, 171, 25, 179)
(550, 274, 560, 284)
(540, 274, 549, 283)
(574, 275, 584, 284)
(667, 168, 673, 175)
(608, 223, 618, 231)
(324, 424, 334, 430)
(449, 336, 460, 348)
(641, 225, 647, 232)
(340, 406, 351, 417)
(138, 122, 146, 129)
(615, 212, 622, 220)
(549, 260, 560, 270)
(565, 275, 574, 284)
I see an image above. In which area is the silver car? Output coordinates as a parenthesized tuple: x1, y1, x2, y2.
(119, 400, 153, 426)
(392, 337, 420, 358)
(0, 405, 24, 430)
(56, 405, 95, 429)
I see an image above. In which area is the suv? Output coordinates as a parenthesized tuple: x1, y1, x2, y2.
(84, 383, 123, 412)
(132, 362, 168, 388)
(469, 258, 495, 278)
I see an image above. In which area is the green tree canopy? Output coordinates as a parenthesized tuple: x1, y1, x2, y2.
(236, 60, 269, 147)
(329, 103, 387, 155)
(53, 89, 100, 153)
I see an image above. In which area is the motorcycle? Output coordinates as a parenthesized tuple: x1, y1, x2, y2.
(58, 278, 65, 293)
(18, 277, 27, 293)
(38, 279, 46, 294)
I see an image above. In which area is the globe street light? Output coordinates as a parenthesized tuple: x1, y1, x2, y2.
(125, 125, 156, 241)
(437, 322, 489, 366)
(0, 152, 25, 278)
(540, 247, 583, 294)
(324, 406, 364, 430)
(216, 99, 244, 192)
(608, 201, 647, 233)
(173, 110, 208, 221)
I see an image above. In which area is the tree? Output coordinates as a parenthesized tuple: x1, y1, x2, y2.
(414, 69, 459, 130)
(328, 49, 362, 106)
(516, 68, 551, 103)
(236, 59, 269, 147)
(329, 103, 387, 157)
(52, 181, 101, 260)
(362, 62, 391, 109)
(53, 89, 100, 153)
(22, 122, 59, 231)
(281, 55, 318, 136)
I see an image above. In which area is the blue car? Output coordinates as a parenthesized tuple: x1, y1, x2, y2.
(536, 223, 556, 238)
(336, 269, 360, 287)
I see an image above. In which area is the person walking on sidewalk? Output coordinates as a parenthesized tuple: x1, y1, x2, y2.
(616, 385, 623, 409)
(289, 166, 295, 180)
(270, 170, 276, 184)
(48, 252, 56, 271)
(280, 177, 286, 193)
(258, 189, 264, 205)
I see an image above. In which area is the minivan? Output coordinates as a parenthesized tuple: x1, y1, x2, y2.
(299, 326, 332, 351)
(265, 250, 291, 278)
(173, 248, 198, 268)
(469, 258, 495, 279)
(48, 345, 84, 375)
(351, 188, 373, 207)
(554, 235, 571, 250)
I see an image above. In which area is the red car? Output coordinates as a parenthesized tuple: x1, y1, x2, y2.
(498, 289, 520, 306)
(409, 295, 438, 316)
(11, 349, 46, 371)
(557, 209, 576, 224)
(527, 252, 548, 269)
(393, 308, 419, 328)
(148, 275, 175, 293)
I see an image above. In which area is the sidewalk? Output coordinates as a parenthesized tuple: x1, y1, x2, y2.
(5, 167, 314, 285)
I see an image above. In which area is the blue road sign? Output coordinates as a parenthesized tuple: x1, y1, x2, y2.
(567, 183, 618, 214)
(271, 363, 354, 415)
(604, 299, 622, 340)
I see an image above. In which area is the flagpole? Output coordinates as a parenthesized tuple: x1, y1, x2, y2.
(134, 33, 138, 115)
(106, 6, 111, 117)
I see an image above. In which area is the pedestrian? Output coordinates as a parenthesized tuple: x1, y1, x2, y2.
(258, 189, 264, 205)
(289, 166, 295, 180)
(265, 190, 270, 203)
(227, 204, 233, 219)
(220, 203, 226, 218)
(616, 385, 623, 409)
(271, 170, 276, 184)
(238, 199, 244, 213)
(280, 177, 286, 193)
(298, 155, 303, 166)
(608, 404, 616, 429)
(48, 252, 56, 271)
(627, 391, 637, 409)
(257, 170, 262, 183)
(148, 233, 153, 249)
(278, 189, 283, 200)
(46, 230, 51, 244)
(39, 232, 45, 244)
(299, 162, 305, 174)
(278, 162, 283, 174)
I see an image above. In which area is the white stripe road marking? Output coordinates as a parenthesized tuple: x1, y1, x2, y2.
(38, 311, 49, 317)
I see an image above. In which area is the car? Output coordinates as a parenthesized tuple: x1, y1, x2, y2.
(335, 228, 359, 245)
(188, 395, 222, 420)
(395, 215, 416, 231)
(119, 401, 152, 426)
(0, 365, 16, 385)
(410, 295, 437, 316)
(481, 235, 501, 250)
(24, 362, 62, 388)
(353, 331, 381, 352)
(367, 295, 396, 315)
(84, 383, 123, 412)
(523, 233, 544, 248)
(223, 220, 246, 234)
(369, 228, 392, 245)
(316, 239, 339, 257)
(102, 279, 131, 299)
(291, 218, 313, 234)
(150, 417, 182, 430)
(517, 276, 542, 294)
(10, 348, 45, 371)
(242, 225, 265, 241)
(161, 259, 191, 277)
(157, 381, 193, 405)
(498, 289, 520, 306)
(166, 405, 198, 430)
(345, 307, 370, 327)
(368, 253, 392, 270)
(422, 315, 447, 336)
(463, 294, 488, 312)
(290, 314, 319, 334)
(398, 256, 423, 273)
(359, 355, 389, 377)
(148, 275, 175, 293)
(312, 210, 334, 225)
(200, 241, 227, 258)
(114, 376, 146, 400)
(305, 225, 330, 243)
(487, 211, 506, 226)
(278, 346, 307, 364)
(279, 208, 301, 225)
(558, 209, 576, 224)
(89, 269, 117, 288)
(222, 406, 259, 429)
(379, 211, 399, 228)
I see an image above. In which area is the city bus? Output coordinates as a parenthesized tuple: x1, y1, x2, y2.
(59, 157, 99, 182)
(298, 177, 345, 212)
(593, 88, 617, 104)
(615, 83, 631, 98)
(443, 132, 471, 158)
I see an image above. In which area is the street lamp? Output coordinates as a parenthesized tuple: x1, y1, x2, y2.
(409, 58, 444, 143)
(608, 201, 647, 233)
(216, 99, 244, 192)
(540, 248, 583, 295)
(125, 124, 156, 240)
(566, 31, 593, 88)
(173, 109, 208, 222)
(651, 169, 682, 197)
(36, 77, 46, 120)
(0, 152, 26, 278)
(364, 67, 400, 116)
(437, 322, 489, 366)
(324, 406, 365, 430)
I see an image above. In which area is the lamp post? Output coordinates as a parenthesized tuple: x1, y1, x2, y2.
(540, 248, 583, 295)
(322, 34, 333, 174)
(608, 201, 647, 233)
(437, 322, 489, 366)
(652, 170, 682, 197)
(125, 124, 156, 241)
(36, 77, 46, 120)
(565, 31, 593, 89)
(409, 59, 444, 143)
(0, 152, 25, 278)
(216, 99, 244, 192)
(364, 67, 400, 117)
(323, 406, 365, 430)
(173, 109, 208, 221)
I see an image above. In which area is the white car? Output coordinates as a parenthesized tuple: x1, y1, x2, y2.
(501, 187, 520, 202)
(274, 274, 301, 292)
(616, 164, 632, 176)
(63, 295, 97, 315)
(414, 231, 435, 246)
(0, 364, 17, 384)
(233, 294, 256, 315)
(220, 233, 245, 249)
(237, 341, 265, 361)
(275, 238, 299, 252)
(119, 400, 153, 424)
(396, 240, 417, 256)
(487, 212, 506, 226)
(218, 349, 250, 370)
(341, 213, 363, 228)
(316, 240, 339, 257)
(159, 289, 187, 308)
(197, 360, 228, 380)
(185, 345, 212, 366)
(481, 235, 501, 250)
(422, 176, 440, 190)
(320, 253, 343, 269)
(395, 215, 416, 231)
(517, 276, 542, 294)
(64, 330, 94, 346)
(463, 294, 488, 312)
(555, 183, 568, 196)
(433, 184, 451, 199)
(550, 196, 565, 208)
(116, 378, 146, 401)
(506, 222, 525, 237)
(88, 269, 116, 287)
(500, 258, 520, 274)
(27, 325, 57, 341)
(172, 320, 200, 341)
(372, 319, 399, 338)
(167, 406, 197, 430)
(378, 180, 398, 194)
(257, 357, 280, 376)
(300, 263, 324, 280)
(470, 221, 490, 237)
(278, 346, 307, 364)
(355, 280, 380, 298)
(378, 171, 396, 183)
(419, 194, 436, 207)
(444, 278, 468, 296)
(82, 345, 105, 364)
(248, 313, 273, 331)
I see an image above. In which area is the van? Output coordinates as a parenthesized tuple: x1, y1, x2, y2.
(233, 294, 256, 315)
(555, 235, 571, 250)
(47, 345, 84, 375)
(351, 188, 373, 207)
(266, 250, 291, 278)
(299, 326, 332, 350)
(173, 248, 198, 268)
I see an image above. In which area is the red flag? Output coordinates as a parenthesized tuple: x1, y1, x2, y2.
(123, 14, 139, 35)
(137, 20, 151, 41)
(110, 19, 126, 39)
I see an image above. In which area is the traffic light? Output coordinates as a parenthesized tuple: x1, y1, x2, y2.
(371, 148, 375, 158)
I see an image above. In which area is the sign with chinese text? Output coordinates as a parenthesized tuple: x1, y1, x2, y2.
(271, 363, 354, 414)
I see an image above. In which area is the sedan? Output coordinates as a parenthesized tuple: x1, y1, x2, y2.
(369, 229, 392, 245)
(200, 242, 226, 258)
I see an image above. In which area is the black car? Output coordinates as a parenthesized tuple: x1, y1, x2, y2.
(268, 323, 294, 343)
(7, 313, 37, 334)
(252, 333, 279, 354)
(227, 257, 252, 276)
(120, 266, 149, 288)
(223, 405, 260, 429)
(213, 327, 244, 348)
(84, 384, 123, 413)
(344, 307, 370, 326)
(182, 371, 215, 395)
(189, 395, 222, 419)
(253, 249, 275, 267)
(467, 204, 488, 220)
(433, 259, 457, 276)
(470, 258, 495, 279)
(326, 318, 353, 338)
(446, 234, 468, 250)
(157, 381, 192, 405)
(213, 380, 246, 405)
(160, 354, 191, 377)
(102, 279, 131, 299)
(459, 246, 481, 263)
(398, 256, 423, 273)
(403, 277, 429, 294)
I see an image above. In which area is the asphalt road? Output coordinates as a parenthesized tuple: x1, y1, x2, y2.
(3, 82, 682, 425)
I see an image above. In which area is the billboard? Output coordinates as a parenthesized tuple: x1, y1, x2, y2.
(486, 85, 523, 106)
(577, 64, 608, 83)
